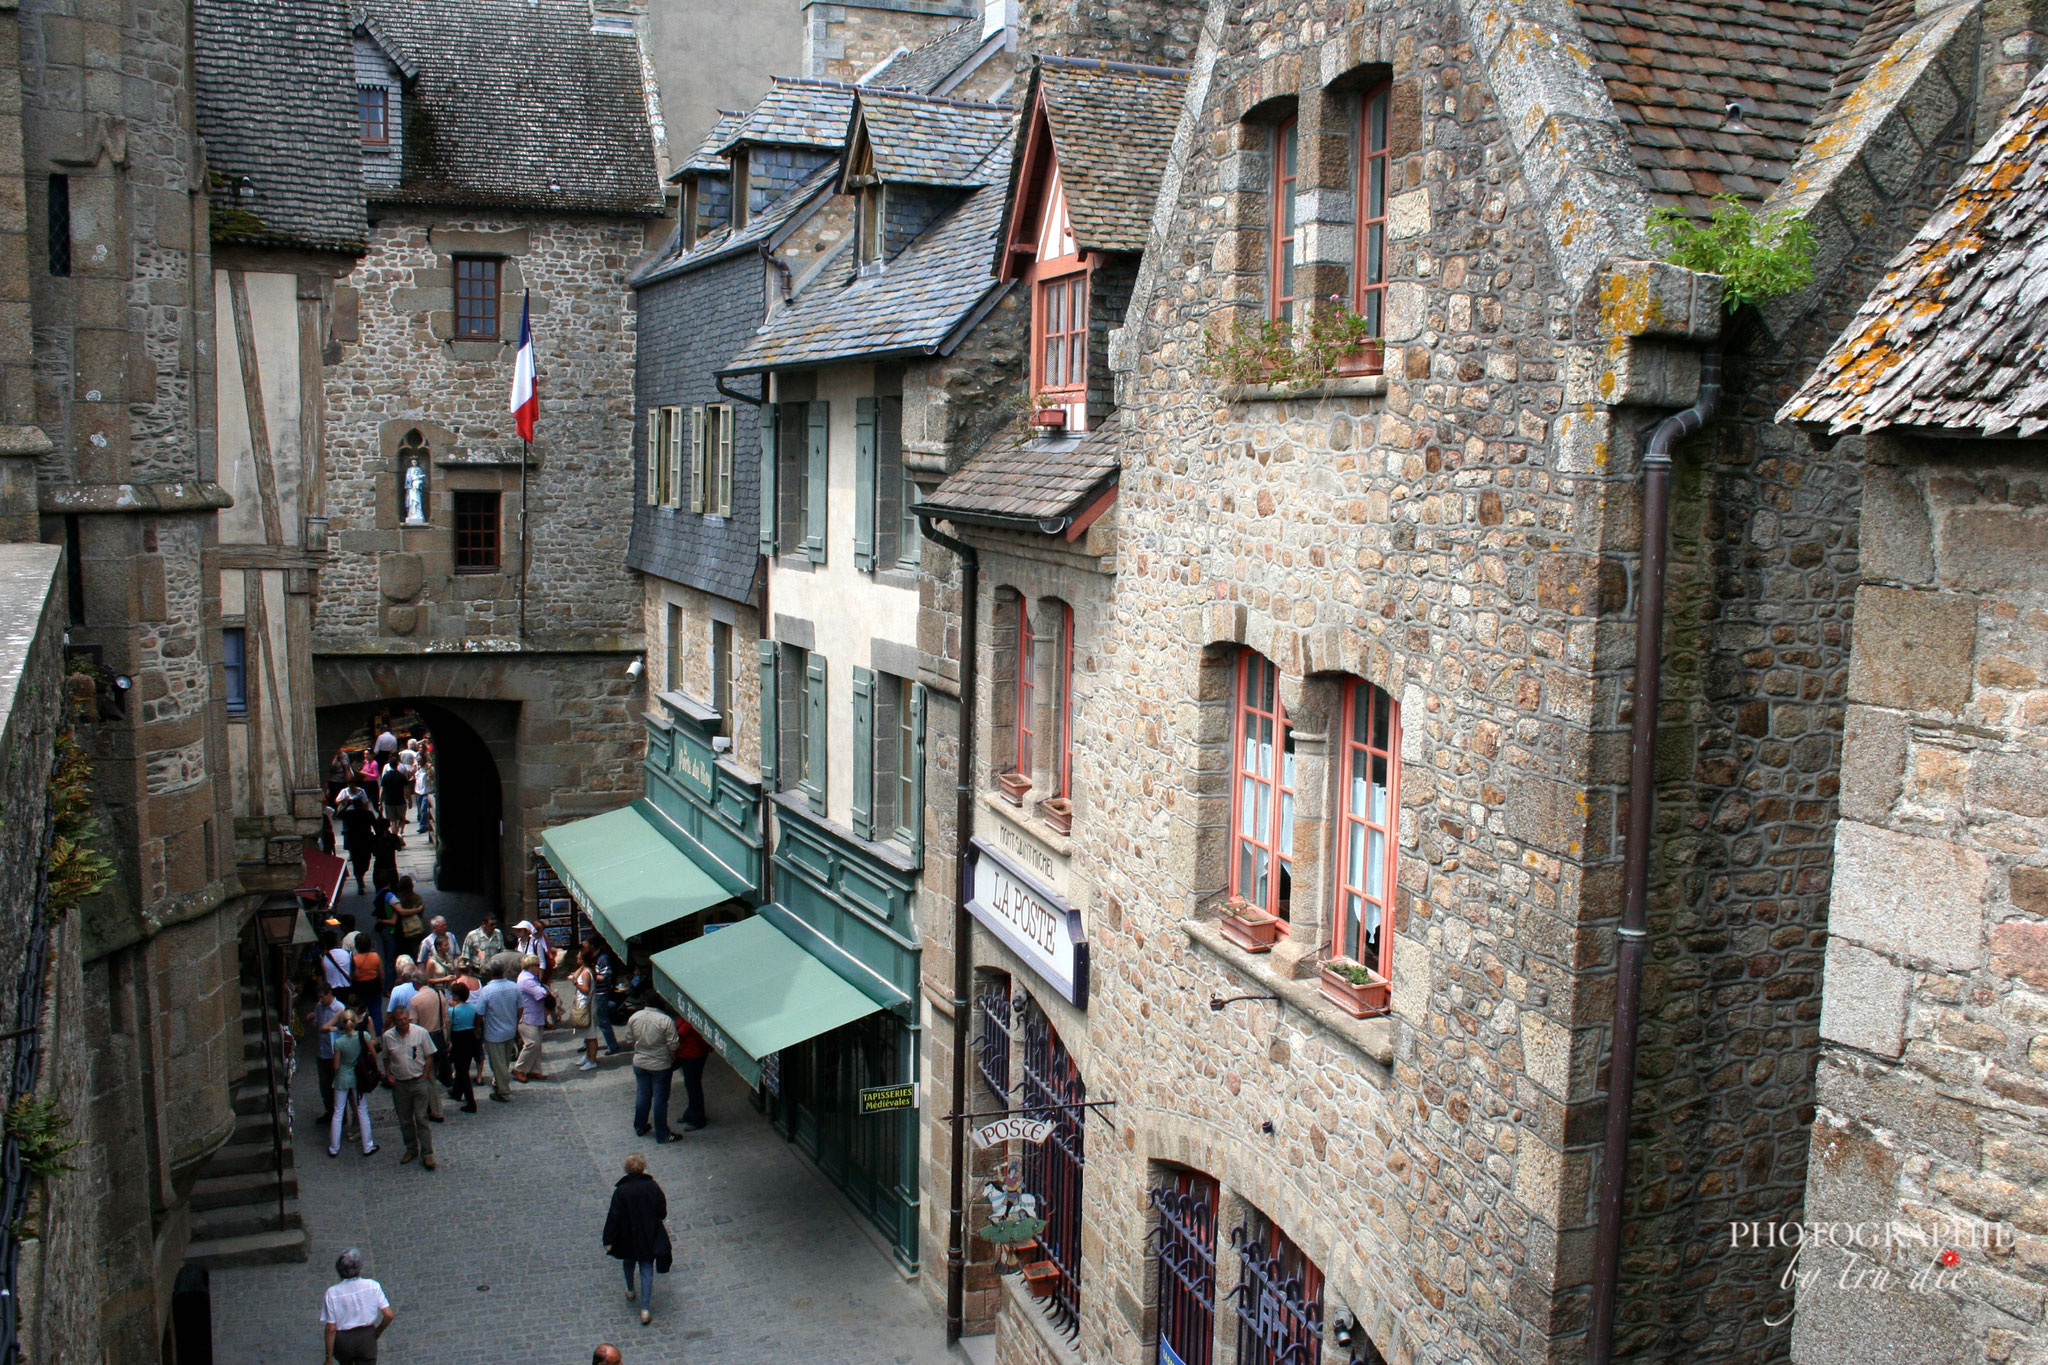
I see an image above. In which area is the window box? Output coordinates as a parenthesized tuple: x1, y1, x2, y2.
(1318, 957, 1389, 1017)
(1032, 407, 1068, 429)
(999, 771, 1033, 806)
(1217, 898, 1283, 954)
(1020, 1260, 1062, 1299)
(1036, 796, 1072, 836)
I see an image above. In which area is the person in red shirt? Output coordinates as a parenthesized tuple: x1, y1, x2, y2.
(673, 1017, 712, 1131)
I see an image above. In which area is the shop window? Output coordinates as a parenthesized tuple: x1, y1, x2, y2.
(453, 256, 500, 341)
(1269, 117, 1298, 324)
(1230, 1211, 1322, 1365)
(1019, 996, 1084, 1339)
(451, 490, 500, 572)
(1334, 678, 1399, 977)
(1150, 1169, 1219, 1365)
(1230, 649, 1294, 922)
(1353, 83, 1392, 357)
(222, 628, 248, 718)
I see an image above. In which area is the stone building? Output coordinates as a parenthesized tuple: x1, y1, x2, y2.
(891, 3, 2048, 1365)
(318, 0, 664, 916)
(1778, 58, 2048, 1365)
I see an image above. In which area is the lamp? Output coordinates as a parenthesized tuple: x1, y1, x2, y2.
(255, 900, 302, 947)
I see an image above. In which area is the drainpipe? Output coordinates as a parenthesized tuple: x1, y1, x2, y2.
(919, 512, 978, 1347)
(1588, 350, 1721, 1365)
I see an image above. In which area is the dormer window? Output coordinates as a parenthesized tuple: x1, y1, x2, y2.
(731, 154, 750, 229)
(858, 184, 885, 265)
(679, 176, 700, 250)
(1037, 273, 1086, 399)
(359, 85, 389, 145)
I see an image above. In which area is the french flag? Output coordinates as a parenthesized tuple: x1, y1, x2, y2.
(509, 291, 538, 441)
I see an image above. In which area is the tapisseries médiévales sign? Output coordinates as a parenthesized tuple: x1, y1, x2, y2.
(965, 837, 1088, 1007)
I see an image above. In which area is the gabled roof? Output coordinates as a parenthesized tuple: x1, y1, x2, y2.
(1003, 57, 1187, 263)
(721, 135, 1014, 373)
(1780, 64, 2048, 438)
(1577, 0, 1870, 219)
(676, 111, 745, 179)
(196, 0, 366, 255)
(353, 0, 663, 216)
(720, 78, 858, 154)
(920, 417, 1120, 528)
(634, 161, 840, 288)
(850, 91, 1013, 189)
(865, 19, 989, 95)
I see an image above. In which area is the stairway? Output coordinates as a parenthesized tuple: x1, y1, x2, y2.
(184, 987, 308, 1268)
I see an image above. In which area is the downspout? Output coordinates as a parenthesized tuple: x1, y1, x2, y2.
(919, 512, 978, 1347)
(1587, 349, 1721, 1365)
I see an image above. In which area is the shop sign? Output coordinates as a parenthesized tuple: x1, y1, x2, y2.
(967, 838, 1088, 1007)
(972, 1116, 1054, 1148)
(858, 1081, 918, 1115)
(673, 725, 716, 803)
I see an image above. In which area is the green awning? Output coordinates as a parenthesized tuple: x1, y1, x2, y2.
(650, 915, 883, 1088)
(539, 803, 728, 957)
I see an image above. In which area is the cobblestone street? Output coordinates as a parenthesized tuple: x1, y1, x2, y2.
(214, 836, 955, 1364)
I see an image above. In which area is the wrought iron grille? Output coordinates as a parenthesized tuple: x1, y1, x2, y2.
(1230, 1219, 1324, 1365)
(974, 976, 1011, 1103)
(1020, 1002, 1084, 1338)
(1147, 1177, 1218, 1365)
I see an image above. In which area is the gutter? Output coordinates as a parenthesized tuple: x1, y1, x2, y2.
(1587, 350, 1722, 1365)
(918, 513, 979, 1347)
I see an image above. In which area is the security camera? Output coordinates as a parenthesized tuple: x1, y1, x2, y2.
(626, 658, 644, 679)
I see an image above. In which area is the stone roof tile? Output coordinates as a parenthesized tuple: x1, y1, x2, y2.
(680, 111, 746, 176)
(921, 416, 1121, 525)
(857, 90, 1014, 188)
(1035, 59, 1188, 254)
(720, 77, 858, 154)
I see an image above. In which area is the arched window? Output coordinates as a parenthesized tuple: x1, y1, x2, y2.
(1269, 116, 1299, 324)
(1230, 649, 1295, 921)
(1333, 678, 1399, 977)
(1231, 1211, 1323, 1365)
(1353, 83, 1392, 351)
(1014, 603, 1035, 783)
(1149, 1167, 1219, 1365)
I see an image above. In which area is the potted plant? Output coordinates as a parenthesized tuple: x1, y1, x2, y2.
(999, 770, 1033, 806)
(1318, 957, 1390, 1016)
(1020, 1259, 1062, 1298)
(1038, 796, 1072, 836)
(1217, 895, 1283, 953)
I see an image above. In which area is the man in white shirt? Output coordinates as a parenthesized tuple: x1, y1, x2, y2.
(379, 1003, 440, 1170)
(320, 1247, 392, 1363)
(373, 727, 398, 760)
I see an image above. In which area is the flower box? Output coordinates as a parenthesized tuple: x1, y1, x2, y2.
(1318, 958, 1390, 1016)
(1218, 901, 1283, 953)
(1020, 1260, 1061, 1298)
(999, 772, 1033, 806)
(1037, 796, 1072, 836)
(1032, 407, 1067, 429)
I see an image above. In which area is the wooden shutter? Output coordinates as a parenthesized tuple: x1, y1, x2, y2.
(801, 653, 828, 809)
(688, 406, 706, 512)
(665, 406, 684, 507)
(908, 681, 926, 860)
(756, 638, 778, 786)
(645, 408, 659, 505)
(853, 397, 877, 573)
(804, 400, 829, 562)
(851, 665, 875, 839)
(716, 405, 734, 515)
(759, 402, 778, 555)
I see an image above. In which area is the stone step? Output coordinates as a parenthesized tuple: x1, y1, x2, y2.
(202, 1139, 292, 1179)
(185, 1226, 309, 1270)
(230, 1109, 286, 1147)
(232, 1079, 285, 1118)
(192, 1168, 298, 1212)
(192, 1198, 302, 1244)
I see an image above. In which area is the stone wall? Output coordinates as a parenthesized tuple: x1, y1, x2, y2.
(645, 578, 764, 775)
(804, 0, 976, 82)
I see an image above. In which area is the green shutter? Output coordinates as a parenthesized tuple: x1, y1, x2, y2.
(756, 638, 778, 786)
(801, 653, 828, 809)
(851, 665, 875, 839)
(804, 400, 829, 563)
(759, 402, 779, 556)
(854, 397, 877, 573)
(908, 681, 926, 860)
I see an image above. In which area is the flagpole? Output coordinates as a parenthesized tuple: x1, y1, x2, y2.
(519, 435, 530, 642)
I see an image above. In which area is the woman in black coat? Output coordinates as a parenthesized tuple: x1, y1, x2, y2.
(603, 1154, 672, 1325)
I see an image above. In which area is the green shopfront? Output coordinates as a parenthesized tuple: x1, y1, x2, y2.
(553, 699, 921, 1269)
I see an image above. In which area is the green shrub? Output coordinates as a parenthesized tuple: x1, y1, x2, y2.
(7, 1095, 81, 1179)
(1649, 194, 1814, 311)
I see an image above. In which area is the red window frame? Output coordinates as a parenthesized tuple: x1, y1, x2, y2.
(1053, 602, 1074, 802)
(1013, 603, 1035, 782)
(1269, 117, 1298, 324)
(1334, 678, 1399, 978)
(1229, 649, 1294, 922)
(1035, 271, 1088, 399)
(1353, 83, 1392, 367)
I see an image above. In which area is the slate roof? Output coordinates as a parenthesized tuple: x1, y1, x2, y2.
(920, 418, 1120, 526)
(678, 111, 745, 177)
(1780, 64, 2048, 438)
(722, 135, 1013, 372)
(1577, 0, 1871, 219)
(354, 0, 663, 215)
(720, 78, 858, 153)
(1032, 59, 1187, 254)
(635, 160, 841, 287)
(856, 91, 1013, 188)
(194, 0, 366, 254)
(866, 19, 987, 94)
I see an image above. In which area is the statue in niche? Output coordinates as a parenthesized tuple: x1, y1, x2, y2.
(399, 429, 429, 524)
